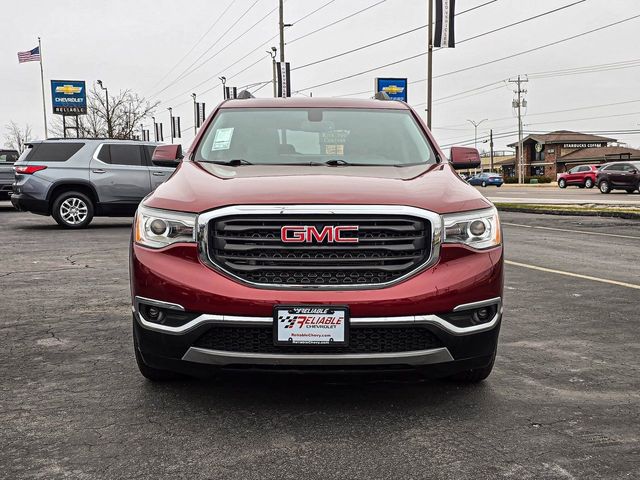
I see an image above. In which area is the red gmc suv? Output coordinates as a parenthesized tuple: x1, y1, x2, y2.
(130, 97, 503, 383)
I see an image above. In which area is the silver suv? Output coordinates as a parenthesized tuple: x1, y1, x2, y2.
(11, 139, 174, 228)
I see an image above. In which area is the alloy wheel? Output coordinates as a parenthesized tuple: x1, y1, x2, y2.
(60, 197, 89, 225)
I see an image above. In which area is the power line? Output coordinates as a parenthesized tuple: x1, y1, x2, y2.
(156, 0, 341, 107)
(173, 1, 281, 85)
(287, 0, 388, 44)
(146, 0, 238, 93)
(291, 0, 338, 24)
(151, 0, 264, 98)
(433, 13, 640, 81)
(294, 1, 592, 93)
(291, 0, 499, 88)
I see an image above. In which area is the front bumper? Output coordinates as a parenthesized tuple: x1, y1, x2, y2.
(132, 295, 502, 374)
(131, 229, 503, 375)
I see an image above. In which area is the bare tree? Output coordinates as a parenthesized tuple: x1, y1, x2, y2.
(4, 122, 33, 153)
(51, 86, 159, 139)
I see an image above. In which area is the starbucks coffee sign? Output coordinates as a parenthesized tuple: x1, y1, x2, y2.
(563, 143, 604, 148)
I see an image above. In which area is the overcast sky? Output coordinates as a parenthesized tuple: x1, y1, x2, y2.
(3, 0, 640, 152)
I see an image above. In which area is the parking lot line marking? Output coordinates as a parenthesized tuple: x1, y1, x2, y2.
(505, 260, 640, 290)
(503, 222, 640, 240)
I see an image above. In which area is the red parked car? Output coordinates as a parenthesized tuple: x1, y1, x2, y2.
(557, 164, 599, 189)
(130, 96, 503, 383)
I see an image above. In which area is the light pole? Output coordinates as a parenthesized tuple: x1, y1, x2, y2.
(97, 80, 111, 138)
(268, 47, 277, 97)
(219, 76, 226, 99)
(168, 107, 173, 144)
(191, 93, 197, 136)
(467, 119, 488, 151)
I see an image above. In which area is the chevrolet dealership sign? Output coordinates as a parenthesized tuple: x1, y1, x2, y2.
(375, 78, 408, 102)
(51, 80, 87, 115)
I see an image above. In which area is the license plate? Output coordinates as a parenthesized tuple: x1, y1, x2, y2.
(274, 306, 349, 346)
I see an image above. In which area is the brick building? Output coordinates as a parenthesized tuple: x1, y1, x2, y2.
(504, 130, 640, 178)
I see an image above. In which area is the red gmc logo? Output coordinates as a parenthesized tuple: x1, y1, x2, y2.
(280, 225, 359, 243)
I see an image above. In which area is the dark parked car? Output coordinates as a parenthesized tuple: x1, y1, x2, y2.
(557, 164, 599, 189)
(0, 149, 19, 199)
(468, 172, 503, 187)
(596, 161, 640, 194)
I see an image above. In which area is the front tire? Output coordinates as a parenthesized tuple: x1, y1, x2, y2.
(449, 354, 496, 383)
(585, 178, 594, 188)
(558, 179, 566, 188)
(52, 191, 94, 228)
(599, 180, 611, 194)
(481, 181, 487, 187)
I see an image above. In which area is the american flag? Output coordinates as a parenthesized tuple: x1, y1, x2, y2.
(17, 46, 41, 63)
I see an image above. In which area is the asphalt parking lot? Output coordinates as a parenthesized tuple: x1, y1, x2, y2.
(1, 202, 638, 480)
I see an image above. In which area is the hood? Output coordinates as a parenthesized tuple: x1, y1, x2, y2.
(144, 161, 491, 214)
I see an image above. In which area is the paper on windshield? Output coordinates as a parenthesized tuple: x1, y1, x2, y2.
(212, 128, 234, 150)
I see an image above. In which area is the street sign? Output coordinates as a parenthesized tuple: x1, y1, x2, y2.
(374, 78, 408, 102)
(50, 80, 87, 115)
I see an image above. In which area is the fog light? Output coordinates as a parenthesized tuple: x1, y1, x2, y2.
(149, 218, 168, 235)
(472, 306, 494, 324)
(147, 306, 161, 320)
(469, 220, 486, 237)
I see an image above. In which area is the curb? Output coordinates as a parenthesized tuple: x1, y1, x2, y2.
(496, 205, 640, 220)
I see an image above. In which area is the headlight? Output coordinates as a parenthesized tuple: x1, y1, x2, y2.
(134, 204, 196, 248)
(443, 207, 501, 249)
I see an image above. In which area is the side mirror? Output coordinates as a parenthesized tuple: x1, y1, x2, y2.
(450, 146, 481, 170)
(152, 144, 183, 167)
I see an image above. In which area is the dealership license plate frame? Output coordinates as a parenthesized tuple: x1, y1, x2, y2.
(273, 305, 349, 347)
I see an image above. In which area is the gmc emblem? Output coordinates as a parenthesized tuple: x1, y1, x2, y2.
(280, 225, 359, 243)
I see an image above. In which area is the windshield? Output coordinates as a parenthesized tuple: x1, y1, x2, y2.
(194, 108, 436, 166)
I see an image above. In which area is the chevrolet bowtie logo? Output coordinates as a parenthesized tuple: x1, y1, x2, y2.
(55, 85, 82, 95)
(382, 85, 404, 94)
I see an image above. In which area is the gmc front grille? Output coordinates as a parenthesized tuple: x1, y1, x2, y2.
(198, 206, 442, 289)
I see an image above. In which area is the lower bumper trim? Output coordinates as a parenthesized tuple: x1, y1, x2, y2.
(182, 346, 455, 366)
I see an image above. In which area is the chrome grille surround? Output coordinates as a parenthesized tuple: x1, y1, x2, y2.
(197, 205, 443, 290)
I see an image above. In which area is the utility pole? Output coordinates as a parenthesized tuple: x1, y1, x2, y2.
(426, 0, 433, 128)
(191, 93, 197, 135)
(279, 0, 285, 62)
(268, 47, 277, 97)
(168, 107, 173, 144)
(490, 129, 494, 172)
(509, 75, 528, 184)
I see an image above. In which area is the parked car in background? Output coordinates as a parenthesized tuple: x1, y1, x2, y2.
(0, 149, 19, 199)
(467, 172, 504, 187)
(11, 139, 174, 227)
(596, 161, 640, 194)
(557, 164, 599, 189)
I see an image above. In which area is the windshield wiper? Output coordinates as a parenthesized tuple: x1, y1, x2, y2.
(324, 159, 351, 166)
(206, 159, 253, 166)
